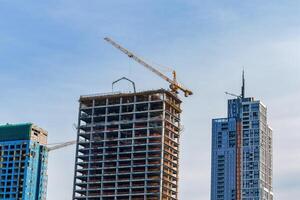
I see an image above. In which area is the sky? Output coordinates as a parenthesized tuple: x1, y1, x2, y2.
(0, 1, 299, 199)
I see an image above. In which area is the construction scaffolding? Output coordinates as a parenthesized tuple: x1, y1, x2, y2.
(72, 89, 182, 200)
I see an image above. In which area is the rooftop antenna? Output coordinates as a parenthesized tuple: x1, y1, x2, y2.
(241, 70, 245, 98)
(225, 70, 246, 99)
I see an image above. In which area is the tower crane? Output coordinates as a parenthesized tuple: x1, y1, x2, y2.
(46, 140, 76, 152)
(104, 37, 193, 97)
(225, 92, 241, 99)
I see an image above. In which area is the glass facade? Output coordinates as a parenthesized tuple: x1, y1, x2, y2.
(211, 97, 273, 200)
(0, 123, 48, 200)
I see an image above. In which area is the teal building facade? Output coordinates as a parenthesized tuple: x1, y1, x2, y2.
(0, 123, 48, 200)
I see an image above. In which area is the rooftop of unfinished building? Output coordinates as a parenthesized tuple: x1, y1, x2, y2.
(79, 88, 182, 103)
(0, 123, 48, 142)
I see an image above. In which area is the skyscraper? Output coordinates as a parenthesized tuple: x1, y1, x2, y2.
(210, 74, 273, 200)
(0, 123, 48, 200)
(72, 89, 181, 200)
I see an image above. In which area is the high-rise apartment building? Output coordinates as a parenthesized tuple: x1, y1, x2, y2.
(211, 75, 273, 200)
(0, 123, 48, 200)
(72, 89, 181, 200)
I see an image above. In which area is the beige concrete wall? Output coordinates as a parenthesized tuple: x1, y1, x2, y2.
(30, 124, 48, 145)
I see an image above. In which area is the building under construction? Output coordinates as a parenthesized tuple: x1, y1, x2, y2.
(72, 89, 182, 200)
(0, 123, 48, 200)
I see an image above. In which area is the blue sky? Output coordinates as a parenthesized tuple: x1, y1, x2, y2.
(0, 1, 300, 199)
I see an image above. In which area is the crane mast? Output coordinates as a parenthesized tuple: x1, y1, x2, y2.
(104, 37, 193, 97)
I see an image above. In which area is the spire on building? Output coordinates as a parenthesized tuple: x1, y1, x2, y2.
(241, 70, 245, 98)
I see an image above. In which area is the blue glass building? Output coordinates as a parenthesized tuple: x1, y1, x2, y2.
(211, 76, 273, 200)
(0, 123, 48, 200)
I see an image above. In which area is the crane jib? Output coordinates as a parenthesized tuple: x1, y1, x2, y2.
(104, 37, 193, 97)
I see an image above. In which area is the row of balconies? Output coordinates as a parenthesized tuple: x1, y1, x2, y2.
(77, 163, 161, 170)
(83, 138, 162, 145)
(163, 167, 178, 177)
(79, 123, 163, 132)
(79, 132, 162, 141)
(75, 178, 160, 185)
(78, 148, 162, 157)
(77, 172, 160, 179)
(75, 182, 160, 190)
(79, 126, 163, 134)
(164, 130, 179, 142)
(164, 145, 179, 156)
(78, 147, 161, 156)
(76, 162, 161, 171)
(78, 143, 162, 151)
(77, 188, 160, 195)
(76, 183, 159, 191)
(165, 124, 180, 134)
(81, 103, 163, 117)
(80, 112, 163, 123)
(81, 99, 163, 108)
(163, 174, 177, 184)
(75, 181, 160, 188)
(78, 153, 161, 161)
(163, 161, 178, 171)
(80, 117, 163, 129)
(74, 189, 160, 198)
(162, 187, 177, 199)
(80, 95, 163, 108)
(163, 155, 178, 165)
(77, 153, 161, 162)
(164, 145, 179, 155)
(74, 174, 162, 182)
(76, 168, 161, 177)
(78, 155, 161, 161)
(78, 127, 162, 136)
(77, 160, 161, 169)
(164, 139, 179, 149)
(74, 196, 159, 200)
(162, 182, 177, 191)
